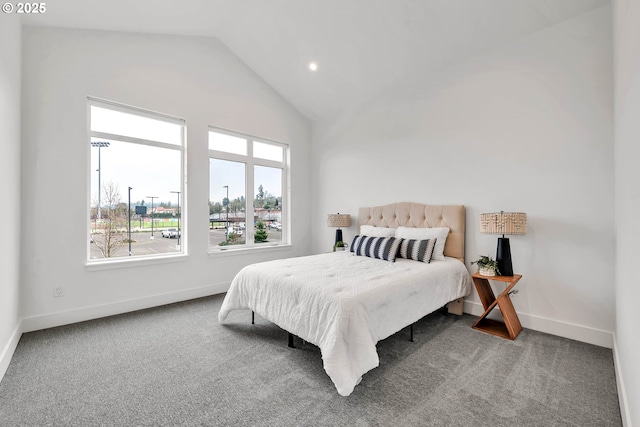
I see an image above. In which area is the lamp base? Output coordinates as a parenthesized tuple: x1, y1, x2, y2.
(335, 228, 343, 245)
(496, 237, 513, 276)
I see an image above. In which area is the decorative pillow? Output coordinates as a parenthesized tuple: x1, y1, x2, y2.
(359, 225, 395, 238)
(350, 234, 361, 253)
(397, 238, 436, 263)
(394, 226, 449, 261)
(350, 235, 402, 262)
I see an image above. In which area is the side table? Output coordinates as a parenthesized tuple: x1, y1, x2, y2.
(471, 273, 523, 340)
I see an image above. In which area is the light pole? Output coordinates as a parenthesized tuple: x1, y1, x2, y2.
(223, 185, 229, 243)
(170, 191, 181, 250)
(91, 141, 110, 220)
(146, 196, 157, 239)
(128, 186, 133, 256)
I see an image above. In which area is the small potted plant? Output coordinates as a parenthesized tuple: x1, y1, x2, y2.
(333, 241, 347, 252)
(471, 255, 500, 276)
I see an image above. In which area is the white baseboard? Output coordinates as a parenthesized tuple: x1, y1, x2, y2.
(463, 300, 614, 348)
(21, 282, 230, 333)
(612, 334, 632, 427)
(0, 319, 23, 384)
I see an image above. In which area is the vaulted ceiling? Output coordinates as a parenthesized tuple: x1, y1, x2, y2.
(22, 0, 610, 122)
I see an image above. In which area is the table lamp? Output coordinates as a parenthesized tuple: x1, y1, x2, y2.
(327, 213, 351, 246)
(480, 211, 527, 276)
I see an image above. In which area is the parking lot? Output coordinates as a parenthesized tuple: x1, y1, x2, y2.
(90, 231, 181, 259)
(90, 228, 283, 259)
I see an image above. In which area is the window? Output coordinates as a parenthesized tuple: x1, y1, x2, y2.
(88, 98, 185, 261)
(209, 127, 287, 250)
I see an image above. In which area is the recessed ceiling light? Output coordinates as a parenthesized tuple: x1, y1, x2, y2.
(308, 62, 318, 71)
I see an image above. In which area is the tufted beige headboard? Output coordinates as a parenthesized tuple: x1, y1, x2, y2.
(358, 202, 465, 262)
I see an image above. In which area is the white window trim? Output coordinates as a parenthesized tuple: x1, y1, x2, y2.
(91, 131, 180, 151)
(86, 97, 187, 265)
(207, 243, 293, 259)
(86, 253, 189, 272)
(208, 126, 289, 254)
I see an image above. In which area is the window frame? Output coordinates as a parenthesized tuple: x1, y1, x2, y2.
(86, 97, 187, 266)
(208, 126, 289, 253)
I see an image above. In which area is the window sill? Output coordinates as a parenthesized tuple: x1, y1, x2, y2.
(208, 243, 292, 258)
(86, 253, 189, 272)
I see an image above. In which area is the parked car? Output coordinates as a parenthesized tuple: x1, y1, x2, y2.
(161, 228, 180, 238)
(227, 226, 243, 236)
(269, 222, 282, 230)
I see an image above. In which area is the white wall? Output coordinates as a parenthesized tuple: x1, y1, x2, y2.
(20, 27, 311, 329)
(311, 7, 614, 347)
(0, 15, 22, 379)
(614, 0, 640, 424)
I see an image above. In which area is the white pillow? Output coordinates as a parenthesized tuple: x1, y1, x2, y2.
(360, 225, 396, 238)
(394, 226, 450, 261)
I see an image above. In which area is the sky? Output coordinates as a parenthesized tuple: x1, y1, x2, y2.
(90, 140, 282, 207)
(209, 159, 281, 205)
(90, 138, 181, 206)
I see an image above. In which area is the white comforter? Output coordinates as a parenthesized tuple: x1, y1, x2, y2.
(218, 252, 471, 396)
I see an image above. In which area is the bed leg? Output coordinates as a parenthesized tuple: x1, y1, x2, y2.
(288, 332, 295, 348)
(447, 298, 464, 316)
(410, 324, 414, 342)
(251, 311, 255, 325)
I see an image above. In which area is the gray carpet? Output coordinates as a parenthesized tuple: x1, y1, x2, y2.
(0, 294, 621, 426)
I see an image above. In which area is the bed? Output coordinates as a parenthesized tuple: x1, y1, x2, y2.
(218, 202, 472, 396)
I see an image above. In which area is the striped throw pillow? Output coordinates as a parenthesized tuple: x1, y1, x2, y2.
(397, 238, 436, 263)
(350, 235, 402, 262)
(350, 235, 361, 253)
